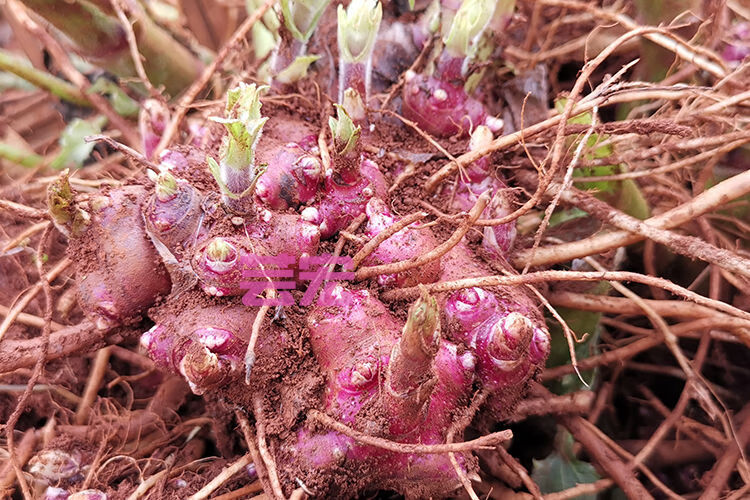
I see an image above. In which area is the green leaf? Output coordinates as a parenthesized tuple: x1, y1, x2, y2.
(211, 83, 269, 170)
(49, 116, 107, 170)
(548, 207, 589, 228)
(88, 78, 139, 117)
(554, 98, 651, 220)
(276, 54, 321, 84)
(532, 432, 602, 499)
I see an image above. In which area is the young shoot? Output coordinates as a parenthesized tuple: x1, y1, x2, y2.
(47, 169, 90, 237)
(281, 0, 332, 44)
(267, 0, 330, 83)
(337, 0, 382, 108)
(328, 104, 361, 156)
(208, 83, 269, 214)
(276, 54, 321, 84)
(441, 0, 496, 78)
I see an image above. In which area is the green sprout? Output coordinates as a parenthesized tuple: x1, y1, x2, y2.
(47, 169, 90, 237)
(281, 0, 332, 43)
(337, 0, 383, 64)
(210, 83, 269, 173)
(276, 54, 321, 84)
(208, 83, 270, 211)
(328, 104, 361, 155)
(443, 0, 496, 60)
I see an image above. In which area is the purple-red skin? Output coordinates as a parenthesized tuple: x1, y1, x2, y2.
(439, 244, 550, 418)
(402, 72, 488, 138)
(140, 305, 254, 394)
(254, 143, 322, 210)
(144, 179, 204, 258)
(307, 286, 399, 421)
(313, 175, 377, 239)
(74, 186, 171, 329)
(191, 236, 253, 297)
(363, 198, 441, 287)
(452, 176, 517, 259)
(158, 149, 190, 172)
(722, 22, 750, 66)
(443, 287, 550, 418)
(360, 157, 388, 200)
(192, 213, 320, 296)
(291, 315, 477, 496)
(308, 155, 388, 240)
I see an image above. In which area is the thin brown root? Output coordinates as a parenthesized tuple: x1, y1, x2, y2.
(236, 409, 275, 499)
(246, 295, 272, 384)
(187, 454, 253, 500)
(496, 445, 543, 499)
(512, 167, 750, 268)
(355, 191, 490, 280)
(85, 134, 160, 171)
(253, 397, 286, 500)
(0, 257, 71, 344)
(381, 270, 750, 325)
(211, 482, 264, 500)
(75, 346, 113, 424)
(308, 409, 512, 454)
(350, 210, 428, 269)
(0, 199, 48, 220)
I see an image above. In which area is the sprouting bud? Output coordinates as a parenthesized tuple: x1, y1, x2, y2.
(208, 83, 270, 212)
(340, 358, 379, 392)
(401, 285, 441, 359)
(328, 104, 361, 155)
(210, 83, 269, 172)
(443, 0, 496, 61)
(387, 286, 440, 402)
(281, 0, 332, 42)
(341, 88, 366, 124)
(487, 312, 534, 362)
(47, 169, 89, 237)
(179, 343, 227, 395)
(204, 238, 238, 274)
(469, 125, 493, 152)
(337, 0, 383, 64)
(47, 169, 74, 228)
(28, 449, 80, 483)
(154, 170, 178, 202)
(276, 54, 321, 84)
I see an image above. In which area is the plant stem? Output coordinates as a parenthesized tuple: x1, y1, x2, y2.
(0, 142, 44, 168)
(18, 0, 202, 97)
(0, 49, 90, 106)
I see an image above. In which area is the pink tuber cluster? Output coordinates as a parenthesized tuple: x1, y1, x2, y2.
(50, 0, 552, 497)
